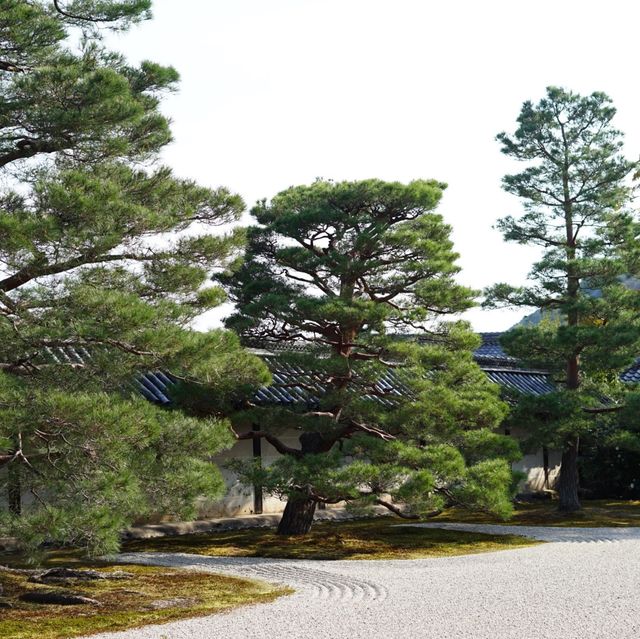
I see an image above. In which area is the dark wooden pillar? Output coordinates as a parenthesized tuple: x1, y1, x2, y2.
(542, 446, 550, 490)
(252, 424, 263, 514)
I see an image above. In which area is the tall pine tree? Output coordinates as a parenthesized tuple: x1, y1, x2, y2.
(220, 179, 518, 535)
(485, 87, 640, 511)
(0, 1, 267, 554)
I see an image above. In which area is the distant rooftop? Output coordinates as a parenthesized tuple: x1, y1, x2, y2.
(17, 333, 636, 408)
(139, 332, 557, 406)
(621, 358, 640, 384)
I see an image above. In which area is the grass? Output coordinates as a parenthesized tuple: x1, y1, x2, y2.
(124, 516, 539, 561)
(0, 556, 289, 639)
(433, 499, 640, 528)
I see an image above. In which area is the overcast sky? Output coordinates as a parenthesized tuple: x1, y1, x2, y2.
(107, 0, 640, 332)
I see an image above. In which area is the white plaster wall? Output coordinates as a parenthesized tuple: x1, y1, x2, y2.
(508, 426, 561, 494)
(195, 428, 302, 518)
(197, 424, 564, 518)
(2, 425, 564, 520)
(0, 428, 331, 521)
(195, 437, 256, 517)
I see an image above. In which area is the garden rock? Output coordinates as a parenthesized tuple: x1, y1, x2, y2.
(29, 567, 133, 584)
(20, 591, 101, 606)
(144, 596, 198, 610)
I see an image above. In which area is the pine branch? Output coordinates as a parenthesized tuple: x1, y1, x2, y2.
(375, 498, 420, 519)
(583, 405, 624, 414)
(234, 429, 302, 458)
(52, 0, 121, 23)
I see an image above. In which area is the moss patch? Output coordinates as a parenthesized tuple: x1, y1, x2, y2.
(124, 516, 538, 561)
(433, 499, 640, 528)
(0, 561, 289, 639)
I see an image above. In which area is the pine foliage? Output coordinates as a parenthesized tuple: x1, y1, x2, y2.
(485, 87, 640, 510)
(0, 1, 267, 553)
(220, 179, 517, 534)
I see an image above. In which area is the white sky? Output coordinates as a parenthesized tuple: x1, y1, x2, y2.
(107, 0, 640, 332)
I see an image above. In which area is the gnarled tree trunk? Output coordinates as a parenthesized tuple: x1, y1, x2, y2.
(276, 497, 317, 535)
(275, 430, 328, 535)
(558, 438, 580, 512)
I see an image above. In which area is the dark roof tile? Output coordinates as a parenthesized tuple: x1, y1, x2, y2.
(35, 333, 637, 407)
(621, 359, 640, 384)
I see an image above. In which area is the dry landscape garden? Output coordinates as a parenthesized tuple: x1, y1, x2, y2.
(0, 1, 639, 638)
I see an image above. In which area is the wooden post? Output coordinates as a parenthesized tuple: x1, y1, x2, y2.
(542, 446, 550, 490)
(252, 424, 263, 514)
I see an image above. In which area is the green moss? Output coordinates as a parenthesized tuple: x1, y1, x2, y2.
(0, 563, 289, 639)
(124, 516, 539, 561)
(433, 499, 640, 528)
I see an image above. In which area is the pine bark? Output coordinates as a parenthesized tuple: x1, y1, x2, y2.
(559, 153, 582, 513)
(557, 354, 582, 511)
(558, 438, 581, 512)
(276, 497, 317, 535)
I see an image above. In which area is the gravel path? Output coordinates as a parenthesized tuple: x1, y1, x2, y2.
(402, 522, 640, 542)
(89, 525, 640, 639)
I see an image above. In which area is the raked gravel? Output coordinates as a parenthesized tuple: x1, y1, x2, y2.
(88, 525, 640, 639)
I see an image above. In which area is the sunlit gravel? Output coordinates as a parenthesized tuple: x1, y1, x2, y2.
(88, 525, 640, 639)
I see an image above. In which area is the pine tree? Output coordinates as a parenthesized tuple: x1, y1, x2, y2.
(220, 179, 518, 535)
(485, 87, 640, 511)
(0, 1, 267, 554)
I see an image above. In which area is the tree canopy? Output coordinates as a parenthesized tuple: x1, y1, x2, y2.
(485, 87, 640, 511)
(0, 0, 268, 554)
(219, 179, 517, 535)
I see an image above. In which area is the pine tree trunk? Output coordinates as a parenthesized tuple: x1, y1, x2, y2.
(276, 497, 317, 535)
(559, 181, 581, 513)
(558, 439, 581, 512)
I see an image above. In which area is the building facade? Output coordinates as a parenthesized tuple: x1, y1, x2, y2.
(140, 333, 568, 518)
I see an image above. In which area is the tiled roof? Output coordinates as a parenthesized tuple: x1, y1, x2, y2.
(39, 345, 95, 365)
(621, 358, 640, 384)
(474, 332, 518, 364)
(135, 370, 177, 405)
(483, 368, 555, 396)
(137, 333, 557, 406)
(20, 334, 637, 409)
(34, 345, 180, 405)
(254, 363, 410, 408)
(477, 335, 639, 389)
(136, 363, 411, 408)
